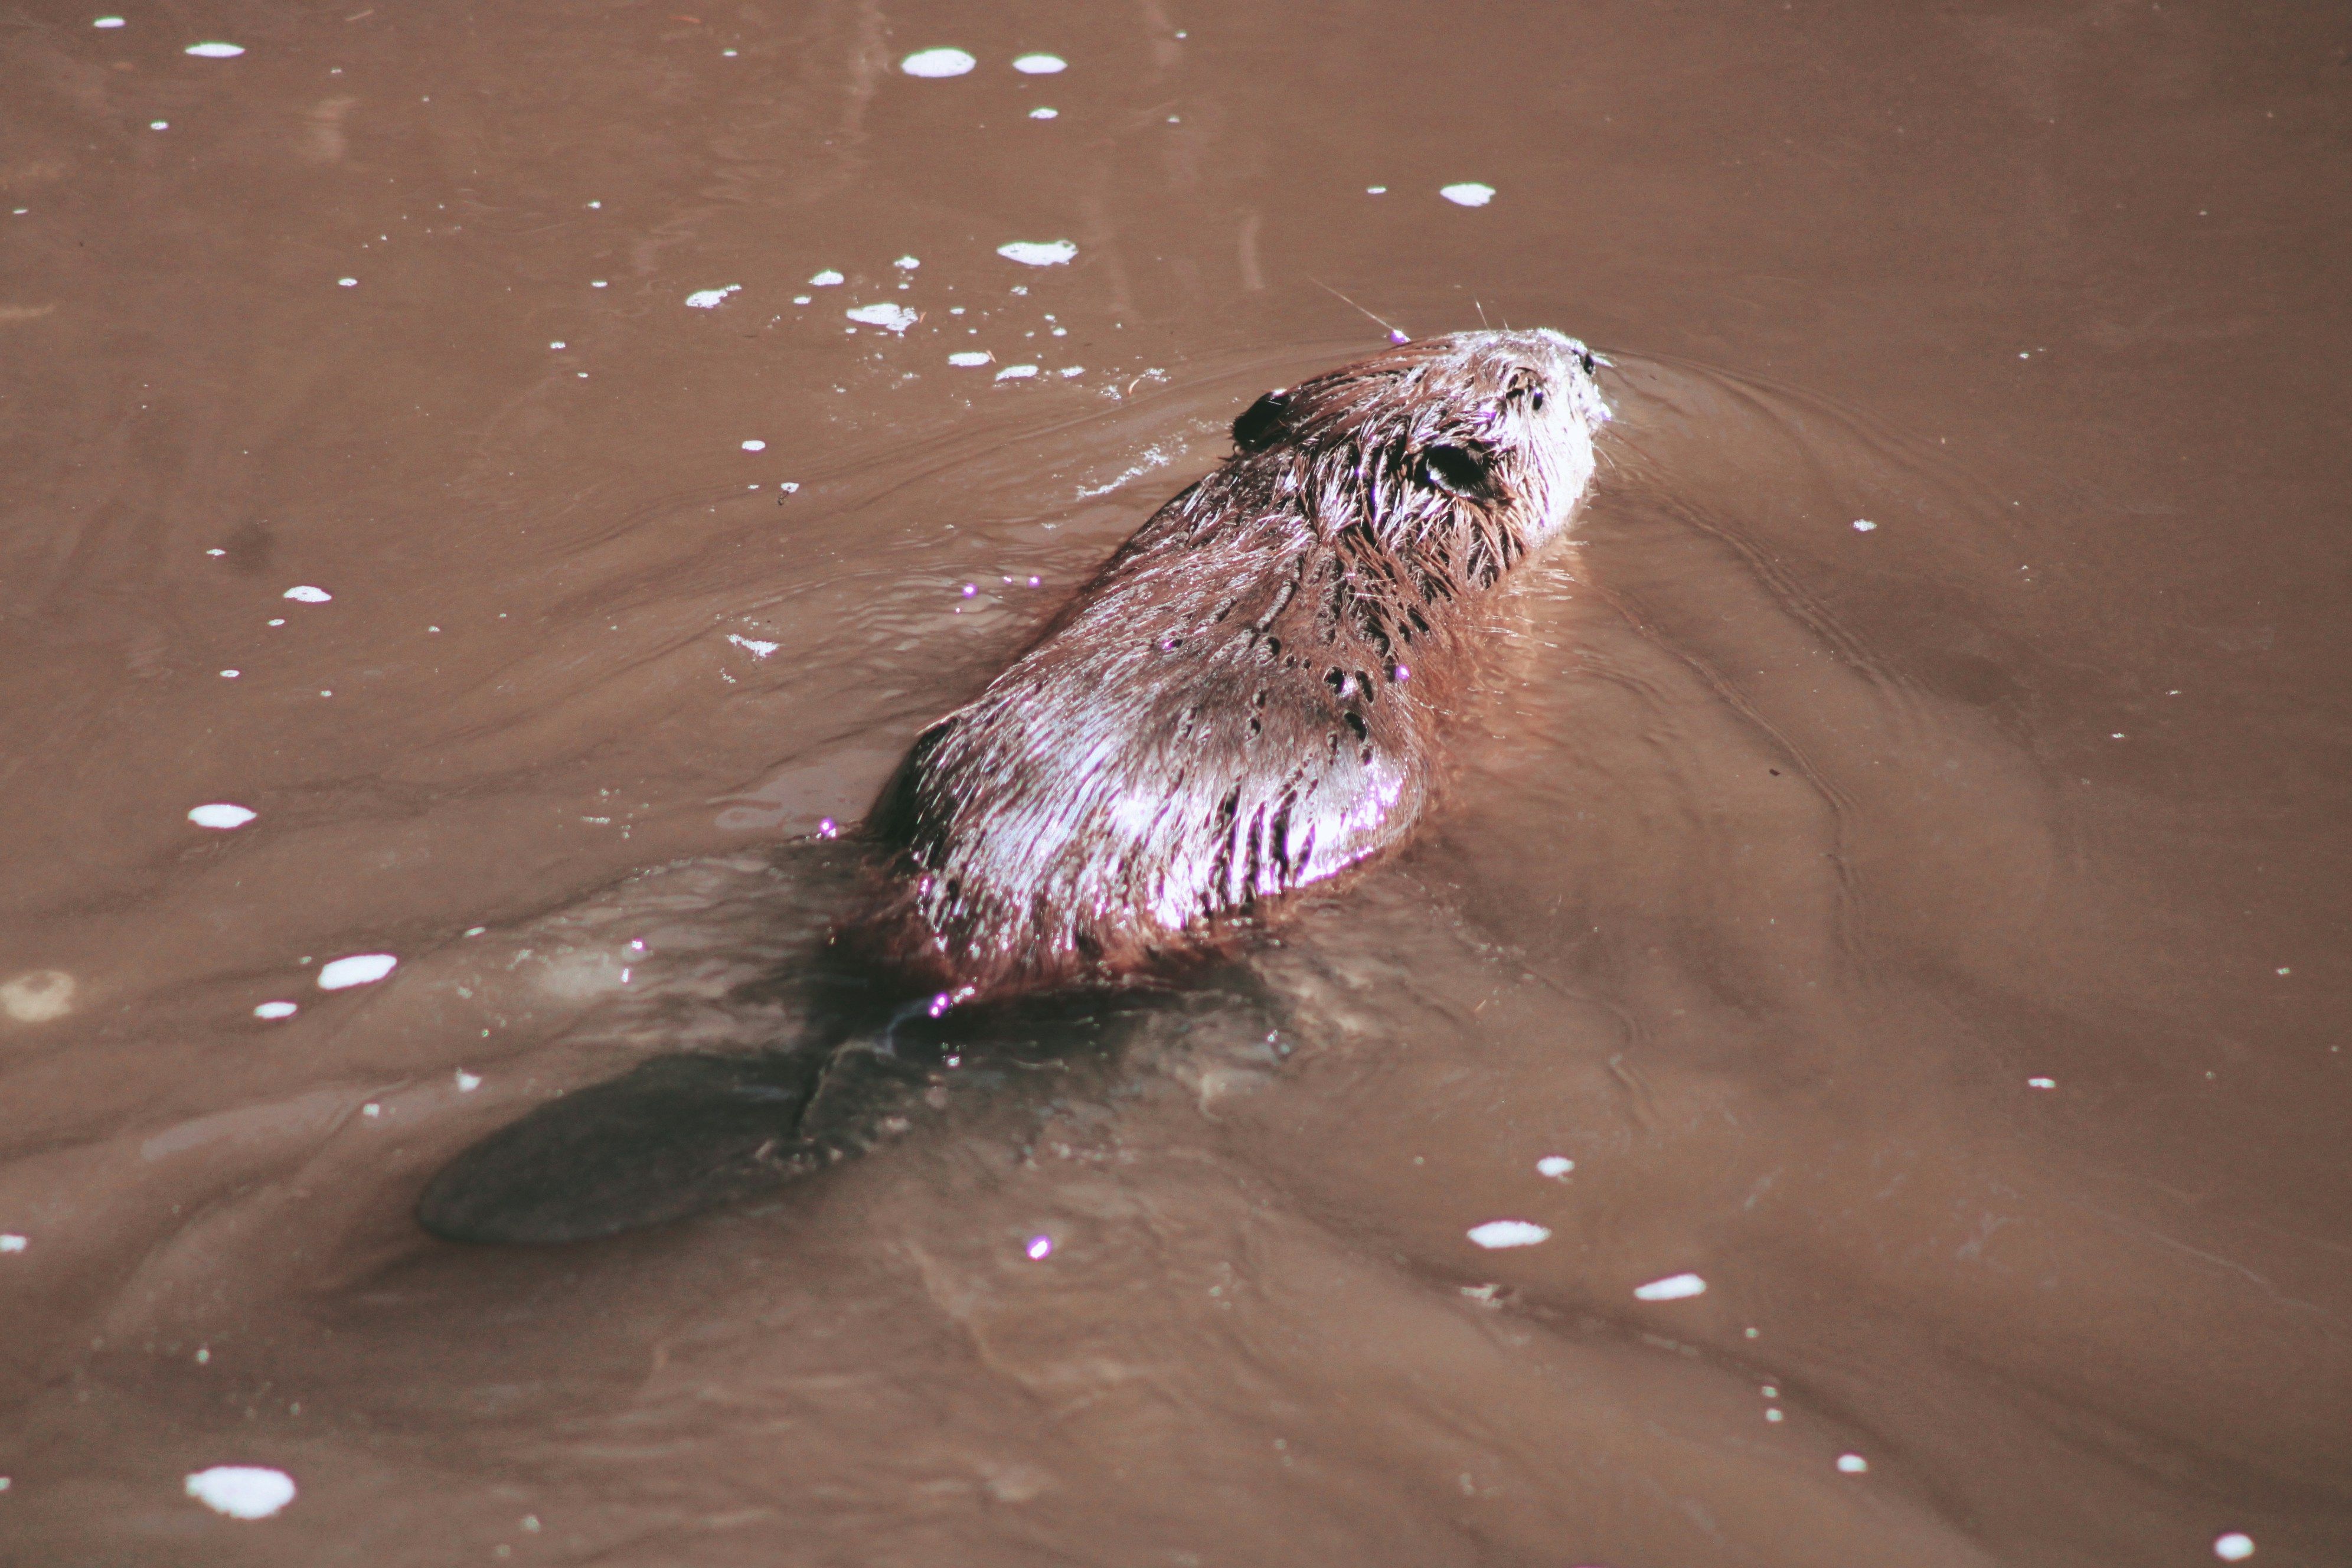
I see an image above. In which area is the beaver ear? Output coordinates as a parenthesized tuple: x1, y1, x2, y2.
(1418, 442, 1493, 499)
(1232, 388, 1291, 453)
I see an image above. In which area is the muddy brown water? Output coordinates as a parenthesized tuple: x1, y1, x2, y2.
(3, 1, 2348, 1563)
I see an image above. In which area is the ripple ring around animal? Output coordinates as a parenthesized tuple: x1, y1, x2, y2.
(414, 328, 1610, 1244)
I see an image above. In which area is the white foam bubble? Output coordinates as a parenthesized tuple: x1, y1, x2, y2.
(184, 1466, 295, 1520)
(948, 351, 992, 367)
(1059, 366, 1084, 378)
(1634, 1272, 1707, 1301)
(684, 285, 741, 309)
(994, 364, 1039, 381)
(0, 1234, 25, 1252)
(1466, 1220, 1550, 1249)
(455, 1069, 482, 1092)
(1439, 182, 1496, 207)
(93, 15, 125, 27)
(283, 585, 331, 603)
(1536, 1155, 1574, 1178)
(740, 439, 766, 452)
(184, 41, 246, 58)
(809, 270, 844, 288)
(2028, 1076, 2057, 1089)
(316, 953, 397, 990)
(1012, 53, 1067, 74)
(2214, 1533, 2256, 1562)
(1835, 1453, 1870, 1475)
(0, 971, 74, 1023)
(997, 240, 1077, 266)
(894, 255, 920, 269)
(725, 634, 779, 658)
(1853, 518, 1877, 531)
(253, 1001, 298, 1020)
(1029, 107, 1059, 120)
(338, 277, 357, 288)
(900, 48, 975, 77)
(188, 803, 257, 830)
(846, 303, 917, 333)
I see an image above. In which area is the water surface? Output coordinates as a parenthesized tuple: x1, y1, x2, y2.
(2, 1, 2348, 1563)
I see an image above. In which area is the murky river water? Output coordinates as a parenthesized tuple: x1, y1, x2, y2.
(4, 1, 2348, 1563)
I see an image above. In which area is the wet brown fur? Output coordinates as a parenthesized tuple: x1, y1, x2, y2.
(857, 329, 1608, 999)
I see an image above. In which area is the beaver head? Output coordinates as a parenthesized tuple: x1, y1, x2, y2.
(1220, 328, 1608, 589)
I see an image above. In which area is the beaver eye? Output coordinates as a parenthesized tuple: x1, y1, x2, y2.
(1526, 387, 1546, 412)
(1419, 444, 1489, 499)
(1577, 349, 1597, 377)
(1232, 388, 1291, 453)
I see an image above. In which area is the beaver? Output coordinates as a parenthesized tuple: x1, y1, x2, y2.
(415, 328, 1608, 1243)
(859, 327, 1609, 999)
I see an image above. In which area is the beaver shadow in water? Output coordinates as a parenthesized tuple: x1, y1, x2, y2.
(414, 948, 1280, 1245)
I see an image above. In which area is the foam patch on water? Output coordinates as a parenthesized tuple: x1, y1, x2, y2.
(1, 971, 76, 1023)
(1029, 107, 1059, 120)
(808, 270, 844, 286)
(1466, 1220, 1550, 1249)
(188, 803, 256, 830)
(1012, 53, 1067, 73)
(997, 240, 1077, 266)
(94, 16, 125, 27)
(994, 364, 1038, 381)
(2214, 1533, 2256, 1562)
(455, 1069, 481, 1092)
(1835, 1453, 1870, 1475)
(1853, 518, 1878, 531)
(847, 303, 917, 333)
(184, 41, 246, 58)
(253, 1001, 297, 1020)
(1634, 1272, 1707, 1301)
(1, 1234, 25, 1252)
(185, 1466, 295, 1519)
(740, 439, 766, 452)
(948, 351, 992, 368)
(283, 585, 331, 603)
(894, 256, 920, 269)
(1439, 182, 1495, 207)
(2028, 1076, 2057, 1089)
(1536, 1155, 1574, 1178)
(1074, 442, 1177, 499)
(684, 285, 741, 309)
(725, 634, 778, 658)
(900, 48, 974, 77)
(317, 953, 397, 990)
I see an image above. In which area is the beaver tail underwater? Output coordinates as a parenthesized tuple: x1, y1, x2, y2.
(415, 329, 1609, 1244)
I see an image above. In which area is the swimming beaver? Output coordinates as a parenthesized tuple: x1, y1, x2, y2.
(860, 327, 1608, 998)
(415, 328, 1608, 1243)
